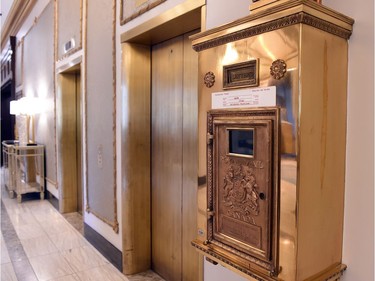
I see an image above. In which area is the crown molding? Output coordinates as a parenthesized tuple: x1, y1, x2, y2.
(1, 0, 37, 51)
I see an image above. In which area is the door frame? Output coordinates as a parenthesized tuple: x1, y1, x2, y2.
(56, 61, 83, 214)
(120, 0, 204, 277)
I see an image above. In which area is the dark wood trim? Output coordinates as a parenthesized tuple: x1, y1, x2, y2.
(46, 190, 59, 211)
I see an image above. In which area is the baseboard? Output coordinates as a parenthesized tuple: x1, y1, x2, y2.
(47, 191, 59, 211)
(84, 223, 123, 272)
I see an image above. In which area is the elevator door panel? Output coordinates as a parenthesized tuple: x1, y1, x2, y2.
(151, 33, 198, 281)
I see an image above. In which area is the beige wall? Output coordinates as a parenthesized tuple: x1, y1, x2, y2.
(324, 0, 374, 280)
(86, 0, 118, 236)
(22, 2, 56, 183)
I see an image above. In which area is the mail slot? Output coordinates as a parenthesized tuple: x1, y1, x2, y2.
(206, 108, 280, 276)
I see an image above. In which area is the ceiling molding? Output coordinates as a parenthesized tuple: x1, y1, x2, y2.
(1, 0, 37, 51)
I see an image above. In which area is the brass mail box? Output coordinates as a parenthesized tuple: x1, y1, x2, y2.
(206, 108, 280, 276)
(191, 0, 354, 280)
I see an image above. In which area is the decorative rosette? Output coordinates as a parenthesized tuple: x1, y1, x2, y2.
(204, 71, 215, 88)
(270, 59, 287, 80)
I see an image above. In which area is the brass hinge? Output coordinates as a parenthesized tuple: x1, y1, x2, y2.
(207, 133, 214, 145)
(207, 208, 215, 219)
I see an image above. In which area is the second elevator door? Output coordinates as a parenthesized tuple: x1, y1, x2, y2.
(151, 33, 198, 281)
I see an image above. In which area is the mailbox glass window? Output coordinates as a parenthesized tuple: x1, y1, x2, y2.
(228, 129, 254, 156)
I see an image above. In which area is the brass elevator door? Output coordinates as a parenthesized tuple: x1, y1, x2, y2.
(58, 67, 83, 214)
(75, 73, 83, 214)
(151, 33, 198, 281)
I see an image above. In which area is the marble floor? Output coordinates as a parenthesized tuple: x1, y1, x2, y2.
(0, 183, 164, 281)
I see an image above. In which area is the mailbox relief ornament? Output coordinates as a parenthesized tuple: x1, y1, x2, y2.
(221, 156, 260, 225)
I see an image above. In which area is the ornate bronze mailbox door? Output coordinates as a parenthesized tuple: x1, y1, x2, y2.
(206, 108, 280, 276)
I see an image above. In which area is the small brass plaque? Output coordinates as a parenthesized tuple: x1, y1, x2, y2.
(221, 216, 261, 248)
(223, 60, 259, 89)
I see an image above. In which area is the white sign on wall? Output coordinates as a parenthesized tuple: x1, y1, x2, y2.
(212, 86, 276, 109)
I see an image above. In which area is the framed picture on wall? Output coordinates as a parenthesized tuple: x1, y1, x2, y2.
(120, 0, 166, 25)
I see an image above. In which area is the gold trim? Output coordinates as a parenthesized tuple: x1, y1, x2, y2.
(84, 0, 88, 224)
(193, 242, 346, 281)
(22, 2, 53, 39)
(305, 264, 347, 281)
(193, 12, 352, 52)
(112, 0, 119, 234)
(56, 47, 83, 62)
(84, 0, 118, 233)
(46, 177, 58, 186)
(54, 0, 58, 188)
(16, 38, 24, 89)
(120, 0, 166, 25)
(86, 207, 119, 233)
(1, 0, 37, 51)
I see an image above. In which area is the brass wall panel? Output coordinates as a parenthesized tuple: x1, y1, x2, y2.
(296, 25, 348, 280)
(122, 43, 151, 274)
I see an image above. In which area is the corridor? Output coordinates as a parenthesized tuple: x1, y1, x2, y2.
(0, 182, 164, 281)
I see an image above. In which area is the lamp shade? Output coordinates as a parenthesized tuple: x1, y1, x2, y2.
(9, 97, 46, 115)
(10, 100, 20, 115)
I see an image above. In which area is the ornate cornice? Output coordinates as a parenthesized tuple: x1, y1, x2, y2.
(193, 12, 352, 52)
(1, 0, 37, 51)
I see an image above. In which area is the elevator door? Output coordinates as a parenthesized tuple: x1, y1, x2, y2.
(151, 33, 198, 281)
(58, 67, 83, 213)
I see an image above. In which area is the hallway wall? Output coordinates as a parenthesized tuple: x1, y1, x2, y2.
(324, 0, 374, 280)
(22, 2, 56, 186)
(2, 0, 373, 280)
(7, 0, 122, 252)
